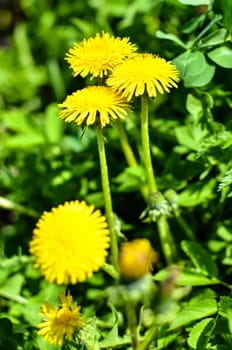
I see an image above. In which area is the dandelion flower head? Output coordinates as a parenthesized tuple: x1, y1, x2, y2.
(118, 238, 158, 281)
(66, 32, 137, 79)
(38, 291, 84, 345)
(59, 86, 130, 128)
(29, 200, 110, 284)
(107, 53, 179, 101)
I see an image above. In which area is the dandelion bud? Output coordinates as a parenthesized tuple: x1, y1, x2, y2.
(118, 238, 158, 282)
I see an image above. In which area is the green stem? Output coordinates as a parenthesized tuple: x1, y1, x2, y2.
(0, 196, 38, 218)
(116, 120, 148, 199)
(102, 262, 119, 280)
(127, 303, 139, 350)
(157, 216, 176, 264)
(174, 209, 195, 240)
(122, 291, 139, 350)
(96, 126, 118, 271)
(140, 94, 158, 194)
(140, 94, 176, 264)
(137, 324, 158, 350)
(116, 120, 138, 167)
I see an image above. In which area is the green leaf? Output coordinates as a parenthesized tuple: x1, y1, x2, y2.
(44, 103, 64, 144)
(187, 318, 215, 349)
(186, 94, 203, 120)
(2, 109, 45, 149)
(114, 166, 146, 192)
(176, 268, 219, 286)
(178, 179, 216, 207)
(217, 225, 232, 242)
(219, 297, 232, 334)
(4, 134, 45, 149)
(198, 28, 227, 48)
(154, 267, 218, 286)
(215, 0, 232, 32)
(218, 170, 232, 192)
(219, 296, 232, 318)
(155, 30, 187, 48)
(181, 240, 218, 277)
(99, 305, 130, 348)
(208, 45, 232, 68)
(175, 124, 207, 151)
(0, 274, 26, 304)
(173, 51, 215, 87)
(170, 296, 217, 330)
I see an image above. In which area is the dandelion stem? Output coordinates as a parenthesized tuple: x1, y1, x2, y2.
(157, 216, 176, 264)
(140, 94, 158, 194)
(140, 94, 176, 264)
(96, 126, 118, 271)
(116, 120, 148, 199)
(116, 120, 138, 167)
(122, 290, 139, 350)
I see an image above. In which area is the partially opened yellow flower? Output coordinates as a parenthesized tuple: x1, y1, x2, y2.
(107, 53, 179, 101)
(66, 32, 137, 79)
(118, 238, 158, 281)
(59, 85, 130, 128)
(38, 291, 84, 345)
(29, 200, 110, 284)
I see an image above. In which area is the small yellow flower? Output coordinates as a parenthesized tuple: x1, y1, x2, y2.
(38, 291, 84, 345)
(107, 53, 179, 101)
(118, 239, 158, 281)
(29, 200, 110, 284)
(59, 86, 130, 128)
(65, 32, 137, 79)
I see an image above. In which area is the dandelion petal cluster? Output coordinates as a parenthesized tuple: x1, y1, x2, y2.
(29, 200, 110, 284)
(66, 32, 137, 79)
(107, 53, 179, 100)
(38, 292, 84, 345)
(59, 86, 130, 128)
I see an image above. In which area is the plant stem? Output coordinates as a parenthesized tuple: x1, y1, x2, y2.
(102, 262, 119, 280)
(140, 94, 158, 194)
(0, 196, 38, 218)
(140, 94, 176, 264)
(174, 210, 195, 240)
(137, 324, 158, 350)
(157, 215, 176, 264)
(122, 291, 139, 350)
(127, 302, 139, 350)
(116, 120, 148, 199)
(96, 126, 118, 271)
(116, 120, 138, 167)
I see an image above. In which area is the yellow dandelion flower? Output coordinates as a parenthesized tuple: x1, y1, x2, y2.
(58, 86, 130, 128)
(107, 53, 179, 101)
(29, 200, 110, 284)
(38, 291, 84, 345)
(118, 238, 158, 281)
(66, 32, 137, 79)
